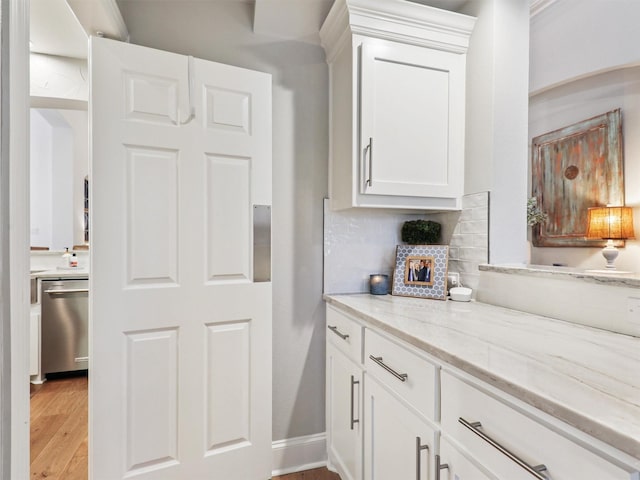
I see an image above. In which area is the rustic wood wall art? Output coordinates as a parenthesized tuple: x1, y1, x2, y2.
(531, 109, 624, 247)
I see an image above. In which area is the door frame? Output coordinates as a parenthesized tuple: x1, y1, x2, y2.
(3, 0, 32, 478)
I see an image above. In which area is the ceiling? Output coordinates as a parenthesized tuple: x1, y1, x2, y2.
(30, 0, 89, 59)
(31, 0, 541, 60)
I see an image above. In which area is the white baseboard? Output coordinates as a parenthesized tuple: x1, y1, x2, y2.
(272, 432, 327, 477)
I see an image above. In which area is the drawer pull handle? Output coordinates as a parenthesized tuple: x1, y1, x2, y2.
(369, 355, 408, 382)
(350, 375, 359, 430)
(435, 454, 449, 480)
(45, 288, 89, 294)
(459, 417, 548, 479)
(328, 325, 349, 341)
(415, 437, 429, 480)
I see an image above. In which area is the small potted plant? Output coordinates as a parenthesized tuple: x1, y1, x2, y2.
(401, 219, 441, 245)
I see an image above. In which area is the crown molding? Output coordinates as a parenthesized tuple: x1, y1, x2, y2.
(320, 0, 476, 63)
(530, 0, 560, 18)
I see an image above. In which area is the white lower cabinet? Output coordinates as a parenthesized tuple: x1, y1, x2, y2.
(363, 375, 436, 480)
(440, 370, 633, 480)
(327, 342, 362, 480)
(325, 304, 638, 480)
(438, 437, 493, 480)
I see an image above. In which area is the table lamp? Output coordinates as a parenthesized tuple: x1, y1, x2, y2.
(586, 206, 635, 270)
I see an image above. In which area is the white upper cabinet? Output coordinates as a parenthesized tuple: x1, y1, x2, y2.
(320, 0, 475, 211)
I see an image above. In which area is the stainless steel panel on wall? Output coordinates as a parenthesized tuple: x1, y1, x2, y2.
(253, 205, 271, 283)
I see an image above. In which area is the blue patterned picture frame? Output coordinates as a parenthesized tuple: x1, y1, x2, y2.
(392, 245, 449, 300)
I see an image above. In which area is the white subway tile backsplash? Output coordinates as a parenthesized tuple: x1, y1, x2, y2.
(471, 234, 489, 248)
(323, 192, 490, 296)
(449, 235, 465, 247)
(460, 220, 489, 235)
(472, 206, 489, 221)
(461, 192, 488, 209)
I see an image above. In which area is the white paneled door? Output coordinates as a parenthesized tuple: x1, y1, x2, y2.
(90, 38, 272, 480)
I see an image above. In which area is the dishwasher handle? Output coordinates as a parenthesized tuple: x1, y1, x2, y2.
(44, 288, 89, 294)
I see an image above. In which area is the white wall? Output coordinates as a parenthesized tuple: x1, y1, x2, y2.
(116, 1, 329, 441)
(529, 67, 640, 270)
(530, 0, 640, 95)
(58, 109, 88, 247)
(30, 108, 87, 251)
(30, 110, 53, 248)
(529, 0, 640, 271)
(49, 115, 73, 251)
(462, 0, 530, 265)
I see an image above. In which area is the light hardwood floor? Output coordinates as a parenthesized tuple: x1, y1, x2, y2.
(30, 373, 88, 480)
(30, 375, 340, 480)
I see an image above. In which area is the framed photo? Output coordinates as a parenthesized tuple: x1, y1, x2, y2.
(392, 245, 448, 300)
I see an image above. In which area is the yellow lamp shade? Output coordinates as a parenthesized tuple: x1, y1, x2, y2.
(586, 206, 635, 240)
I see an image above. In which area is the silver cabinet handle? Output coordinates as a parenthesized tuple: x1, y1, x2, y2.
(350, 375, 359, 430)
(415, 437, 429, 480)
(45, 288, 89, 294)
(328, 325, 349, 341)
(74, 356, 89, 363)
(435, 454, 449, 480)
(369, 355, 408, 382)
(363, 137, 373, 188)
(459, 417, 548, 479)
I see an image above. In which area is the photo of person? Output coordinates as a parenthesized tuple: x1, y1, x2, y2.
(404, 256, 434, 286)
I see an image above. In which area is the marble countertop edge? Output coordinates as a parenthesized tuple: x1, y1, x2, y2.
(479, 263, 640, 288)
(323, 293, 640, 461)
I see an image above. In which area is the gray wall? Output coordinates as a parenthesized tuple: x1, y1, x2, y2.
(116, 1, 329, 441)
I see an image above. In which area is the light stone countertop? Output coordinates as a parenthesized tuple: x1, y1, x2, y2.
(324, 293, 640, 461)
(31, 268, 89, 279)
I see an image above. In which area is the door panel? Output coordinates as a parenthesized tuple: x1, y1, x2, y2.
(90, 37, 272, 480)
(126, 146, 179, 286)
(205, 320, 251, 452)
(123, 72, 180, 125)
(205, 154, 251, 282)
(125, 329, 179, 472)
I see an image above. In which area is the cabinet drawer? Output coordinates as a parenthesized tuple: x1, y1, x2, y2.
(326, 305, 363, 363)
(364, 329, 437, 421)
(441, 371, 631, 480)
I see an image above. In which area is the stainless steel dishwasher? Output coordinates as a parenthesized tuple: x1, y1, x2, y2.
(41, 278, 89, 375)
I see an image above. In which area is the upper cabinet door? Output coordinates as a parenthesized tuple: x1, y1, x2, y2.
(359, 40, 466, 200)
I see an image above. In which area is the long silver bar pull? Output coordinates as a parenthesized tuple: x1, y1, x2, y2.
(369, 355, 408, 382)
(435, 454, 449, 480)
(328, 325, 349, 341)
(459, 417, 548, 479)
(45, 289, 89, 294)
(350, 375, 360, 430)
(363, 137, 373, 188)
(415, 437, 429, 480)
